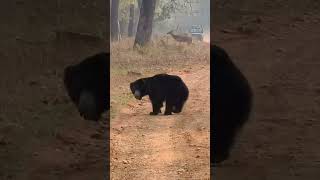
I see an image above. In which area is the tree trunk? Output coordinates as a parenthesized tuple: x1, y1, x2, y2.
(133, 6, 140, 35)
(128, 4, 135, 37)
(111, 0, 120, 41)
(137, 0, 142, 9)
(119, 19, 127, 37)
(134, 0, 156, 47)
(133, 0, 142, 36)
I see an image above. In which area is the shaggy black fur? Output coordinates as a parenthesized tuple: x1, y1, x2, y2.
(211, 45, 253, 164)
(63, 52, 109, 121)
(130, 74, 189, 115)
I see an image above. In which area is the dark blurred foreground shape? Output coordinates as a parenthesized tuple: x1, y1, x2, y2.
(0, 0, 110, 179)
(211, 0, 320, 179)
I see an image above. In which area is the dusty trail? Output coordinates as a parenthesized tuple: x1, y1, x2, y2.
(213, 13, 320, 180)
(111, 66, 210, 179)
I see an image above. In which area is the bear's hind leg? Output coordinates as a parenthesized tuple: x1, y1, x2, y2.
(164, 102, 173, 115)
(172, 101, 185, 113)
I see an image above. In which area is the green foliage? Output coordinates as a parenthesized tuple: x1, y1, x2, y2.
(119, 0, 194, 23)
(155, 0, 194, 22)
(119, 0, 136, 22)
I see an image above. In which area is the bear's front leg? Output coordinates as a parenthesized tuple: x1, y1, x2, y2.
(150, 101, 162, 115)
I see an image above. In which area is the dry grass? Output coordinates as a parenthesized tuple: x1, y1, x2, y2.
(110, 37, 210, 119)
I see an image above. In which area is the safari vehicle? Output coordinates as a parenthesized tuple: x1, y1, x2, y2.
(189, 25, 203, 41)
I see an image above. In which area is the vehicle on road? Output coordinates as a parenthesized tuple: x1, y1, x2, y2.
(189, 25, 204, 41)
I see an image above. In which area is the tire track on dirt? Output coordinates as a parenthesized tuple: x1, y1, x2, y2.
(111, 66, 210, 180)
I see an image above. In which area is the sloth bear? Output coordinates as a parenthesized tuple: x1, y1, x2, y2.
(130, 74, 189, 115)
(63, 52, 109, 121)
(212, 45, 253, 165)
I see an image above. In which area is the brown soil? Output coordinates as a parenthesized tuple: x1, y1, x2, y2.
(17, 118, 109, 180)
(1, 1, 320, 179)
(213, 12, 320, 180)
(110, 65, 210, 179)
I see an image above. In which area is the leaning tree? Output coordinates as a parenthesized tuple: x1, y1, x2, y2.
(111, 0, 120, 41)
(134, 0, 156, 47)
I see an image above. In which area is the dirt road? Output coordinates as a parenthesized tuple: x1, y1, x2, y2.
(213, 13, 320, 180)
(111, 66, 210, 179)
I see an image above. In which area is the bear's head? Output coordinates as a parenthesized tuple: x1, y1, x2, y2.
(130, 78, 148, 100)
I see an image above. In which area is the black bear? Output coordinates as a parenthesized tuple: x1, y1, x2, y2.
(211, 45, 253, 165)
(63, 52, 110, 121)
(130, 74, 189, 115)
